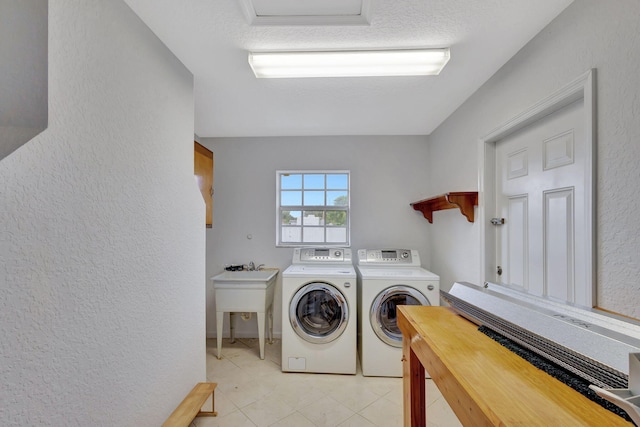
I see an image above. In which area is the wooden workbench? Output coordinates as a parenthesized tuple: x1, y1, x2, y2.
(397, 306, 632, 426)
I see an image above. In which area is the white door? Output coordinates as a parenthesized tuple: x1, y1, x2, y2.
(494, 98, 591, 305)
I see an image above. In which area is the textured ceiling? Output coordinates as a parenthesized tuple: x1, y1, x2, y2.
(123, 0, 574, 138)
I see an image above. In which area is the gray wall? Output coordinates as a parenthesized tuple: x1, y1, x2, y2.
(427, 0, 640, 318)
(0, 2, 205, 425)
(201, 135, 432, 338)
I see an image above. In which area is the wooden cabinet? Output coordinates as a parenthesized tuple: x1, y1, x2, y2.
(194, 142, 213, 228)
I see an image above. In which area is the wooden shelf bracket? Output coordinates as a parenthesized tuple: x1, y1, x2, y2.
(410, 191, 478, 223)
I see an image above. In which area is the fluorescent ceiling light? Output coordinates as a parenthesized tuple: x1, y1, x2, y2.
(248, 48, 450, 78)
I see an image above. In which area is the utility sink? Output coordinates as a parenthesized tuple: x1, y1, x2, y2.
(211, 269, 278, 360)
(212, 269, 277, 284)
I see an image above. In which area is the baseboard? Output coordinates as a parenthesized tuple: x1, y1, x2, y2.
(206, 332, 283, 340)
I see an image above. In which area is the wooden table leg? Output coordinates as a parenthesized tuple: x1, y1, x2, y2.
(403, 336, 426, 427)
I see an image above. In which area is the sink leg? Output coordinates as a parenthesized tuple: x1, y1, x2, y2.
(257, 312, 266, 360)
(216, 311, 224, 360)
(268, 304, 274, 344)
(230, 312, 236, 344)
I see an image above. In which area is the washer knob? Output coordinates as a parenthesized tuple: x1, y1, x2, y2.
(334, 250, 342, 258)
(401, 251, 410, 259)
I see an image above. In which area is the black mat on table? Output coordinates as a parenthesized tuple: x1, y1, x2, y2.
(478, 325, 634, 424)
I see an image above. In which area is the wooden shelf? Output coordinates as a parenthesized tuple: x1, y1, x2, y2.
(410, 192, 478, 223)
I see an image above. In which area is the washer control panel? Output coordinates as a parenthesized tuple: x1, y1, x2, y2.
(357, 249, 420, 266)
(293, 247, 353, 264)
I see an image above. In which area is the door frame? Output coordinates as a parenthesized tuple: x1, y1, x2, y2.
(477, 69, 596, 306)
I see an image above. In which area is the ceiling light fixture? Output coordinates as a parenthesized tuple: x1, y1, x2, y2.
(248, 48, 450, 78)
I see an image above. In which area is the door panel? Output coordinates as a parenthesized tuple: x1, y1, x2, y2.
(544, 188, 574, 301)
(506, 195, 528, 290)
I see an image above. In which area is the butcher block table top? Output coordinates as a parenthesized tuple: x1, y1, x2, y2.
(397, 306, 631, 426)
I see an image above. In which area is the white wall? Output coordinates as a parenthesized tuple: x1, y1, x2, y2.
(201, 135, 432, 338)
(0, 2, 205, 425)
(427, 0, 640, 318)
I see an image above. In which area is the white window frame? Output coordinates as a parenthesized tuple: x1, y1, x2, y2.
(276, 170, 350, 247)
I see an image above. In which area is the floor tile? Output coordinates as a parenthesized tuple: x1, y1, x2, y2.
(337, 414, 376, 427)
(298, 396, 355, 427)
(326, 380, 383, 412)
(271, 376, 332, 410)
(240, 393, 296, 427)
(223, 375, 278, 409)
(427, 397, 463, 427)
(194, 409, 256, 427)
(268, 412, 316, 427)
(206, 390, 237, 419)
(358, 395, 403, 427)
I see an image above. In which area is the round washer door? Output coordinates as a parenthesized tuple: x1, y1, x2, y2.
(370, 285, 430, 347)
(290, 282, 349, 344)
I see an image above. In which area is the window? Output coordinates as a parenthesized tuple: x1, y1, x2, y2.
(277, 171, 350, 247)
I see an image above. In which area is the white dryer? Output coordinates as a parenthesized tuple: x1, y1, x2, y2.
(356, 249, 439, 377)
(282, 247, 357, 374)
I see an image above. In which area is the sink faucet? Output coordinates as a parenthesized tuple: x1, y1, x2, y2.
(247, 262, 264, 271)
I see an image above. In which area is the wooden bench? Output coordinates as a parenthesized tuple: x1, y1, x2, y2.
(162, 382, 217, 427)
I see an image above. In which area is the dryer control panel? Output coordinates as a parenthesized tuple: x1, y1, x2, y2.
(357, 249, 421, 266)
(292, 247, 353, 264)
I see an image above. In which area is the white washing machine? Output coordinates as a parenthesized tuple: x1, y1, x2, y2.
(356, 249, 439, 377)
(282, 247, 357, 374)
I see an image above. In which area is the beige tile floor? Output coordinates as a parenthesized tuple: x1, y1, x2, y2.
(196, 338, 462, 427)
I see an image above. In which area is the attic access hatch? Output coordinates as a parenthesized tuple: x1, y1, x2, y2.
(239, 0, 372, 25)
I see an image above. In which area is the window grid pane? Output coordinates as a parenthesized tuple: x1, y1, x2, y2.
(327, 191, 348, 206)
(302, 211, 324, 225)
(281, 226, 302, 242)
(303, 191, 325, 206)
(303, 174, 325, 189)
(326, 174, 348, 189)
(281, 191, 302, 206)
(281, 174, 302, 189)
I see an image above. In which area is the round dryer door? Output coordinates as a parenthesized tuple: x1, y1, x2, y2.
(370, 285, 430, 347)
(290, 282, 349, 344)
